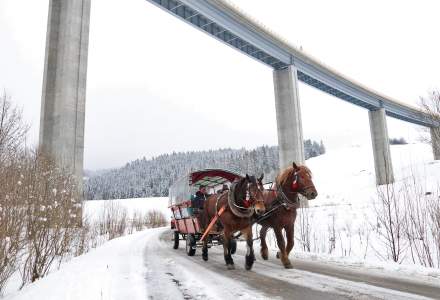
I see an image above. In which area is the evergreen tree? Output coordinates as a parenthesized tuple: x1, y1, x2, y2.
(84, 140, 326, 200)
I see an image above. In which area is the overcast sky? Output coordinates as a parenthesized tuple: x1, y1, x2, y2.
(1, 0, 439, 170)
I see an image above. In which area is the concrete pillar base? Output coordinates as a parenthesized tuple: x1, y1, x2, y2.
(431, 127, 440, 160)
(369, 108, 394, 185)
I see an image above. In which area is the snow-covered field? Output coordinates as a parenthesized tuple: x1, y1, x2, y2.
(3, 143, 440, 299)
(83, 197, 170, 221)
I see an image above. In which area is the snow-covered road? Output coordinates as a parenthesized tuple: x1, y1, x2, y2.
(6, 227, 439, 300)
(146, 228, 438, 300)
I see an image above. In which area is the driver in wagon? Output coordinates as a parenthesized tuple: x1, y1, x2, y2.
(192, 185, 209, 230)
(193, 185, 208, 209)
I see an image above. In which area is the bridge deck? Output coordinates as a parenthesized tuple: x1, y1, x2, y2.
(146, 0, 436, 128)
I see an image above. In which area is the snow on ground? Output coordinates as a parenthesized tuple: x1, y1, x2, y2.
(4, 229, 152, 300)
(83, 197, 171, 221)
(6, 226, 434, 300)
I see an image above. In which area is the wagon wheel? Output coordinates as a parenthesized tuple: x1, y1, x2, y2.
(173, 231, 180, 249)
(186, 234, 196, 256)
(230, 239, 237, 254)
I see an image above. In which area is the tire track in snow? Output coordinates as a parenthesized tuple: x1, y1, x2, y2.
(144, 228, 271, 300)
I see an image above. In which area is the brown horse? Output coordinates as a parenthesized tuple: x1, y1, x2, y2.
(203, 174, 265, 270)
(258, 162, 317, 268)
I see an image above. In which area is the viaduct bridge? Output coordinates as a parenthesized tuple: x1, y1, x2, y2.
(39, 0, 440, 189)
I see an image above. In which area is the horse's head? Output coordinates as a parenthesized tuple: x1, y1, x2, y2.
(276, 162, 318, 201)
(242, 174, 266, 216)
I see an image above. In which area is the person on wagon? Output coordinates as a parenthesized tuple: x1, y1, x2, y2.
(193, 185, 209, 230)
(194, 185, 208, 209)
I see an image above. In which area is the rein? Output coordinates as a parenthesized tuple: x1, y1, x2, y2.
(253, 179, 301, 223)
(253, 188, 292, 224)
(276, 186, 299, 206)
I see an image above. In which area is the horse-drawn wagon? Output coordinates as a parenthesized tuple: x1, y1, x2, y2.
(168, 169, 241, 256)
(169, 163, 318, 270)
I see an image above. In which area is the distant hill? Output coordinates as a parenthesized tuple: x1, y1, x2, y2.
(84, 140, 325, 200)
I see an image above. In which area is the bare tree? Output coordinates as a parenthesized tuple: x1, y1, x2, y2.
(0, 94, 28, 293)
(144, 210, 167, 228)
(328, 212, 336, 254)
(372, 182, 407, 263)
(0, 156, 27, 293)
(98, 202, 128, 240)
(402, 171, 440, 268)
(0, 92, 29, 164)
(419, 90, 440, 157)
(427, 188, 440, 267)
(297, 207, 312, 252)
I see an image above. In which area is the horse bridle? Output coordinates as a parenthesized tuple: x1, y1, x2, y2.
(291, 171, 315, 194)
(277, 171, 314, 206)
(240, 181, 264, 209)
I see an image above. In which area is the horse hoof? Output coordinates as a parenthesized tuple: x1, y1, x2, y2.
(261, 249, 269, 260)
(227, 264, 235, 270)
(276, 252, 280, 259)
(284, 263, 293, 269)
(202, 255, 208, 262)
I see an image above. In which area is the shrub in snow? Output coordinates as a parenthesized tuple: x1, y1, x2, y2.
(389, 137, 408, 145)
(19, 152, 81, 286)
(0, 161, 27, 293)
(371, 182, 407, 263)
(98, 202, 128, 240)
(0, 93, 28, 293)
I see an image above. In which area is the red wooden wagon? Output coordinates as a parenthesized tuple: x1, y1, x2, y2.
(169, 169, 241, 256)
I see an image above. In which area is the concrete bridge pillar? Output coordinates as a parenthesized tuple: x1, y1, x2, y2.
(431, 127, 440, 160)
(369, 108, 394, 185)
(273, 65, 305, 169)
(39, 0, 91, 189)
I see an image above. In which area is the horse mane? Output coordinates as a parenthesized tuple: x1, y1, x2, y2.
(276, 165, 312, 186)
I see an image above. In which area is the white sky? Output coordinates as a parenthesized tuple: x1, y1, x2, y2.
(0, 0, 439, 170)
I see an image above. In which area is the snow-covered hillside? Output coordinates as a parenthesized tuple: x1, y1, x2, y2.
(307, 143, 439, 207)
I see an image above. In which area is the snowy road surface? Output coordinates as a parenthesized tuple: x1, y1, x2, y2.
(6, 227, 440, 300)
(147, 228, 439, 300)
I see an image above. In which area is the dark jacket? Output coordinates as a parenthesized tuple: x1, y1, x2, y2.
(193, 191, 206, 209)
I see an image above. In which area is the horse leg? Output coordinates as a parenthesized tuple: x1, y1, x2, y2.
(285, 223, 294, 258)
(282, 224, 294, 268)
(242, 226, 255, 270)
(260, 226, 269, 260)
(274, 227, 292, 269)
(202, 237, 208, 261)
(223, 228, 234, 270)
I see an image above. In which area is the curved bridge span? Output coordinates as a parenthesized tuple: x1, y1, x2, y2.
(147, 0, 432, 127)
(38, 0, 440, 190)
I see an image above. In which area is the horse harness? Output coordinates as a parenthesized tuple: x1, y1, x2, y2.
(253, 170, 310, 223)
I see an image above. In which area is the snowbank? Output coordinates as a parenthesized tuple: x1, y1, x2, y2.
(4, 229, 158, 300)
